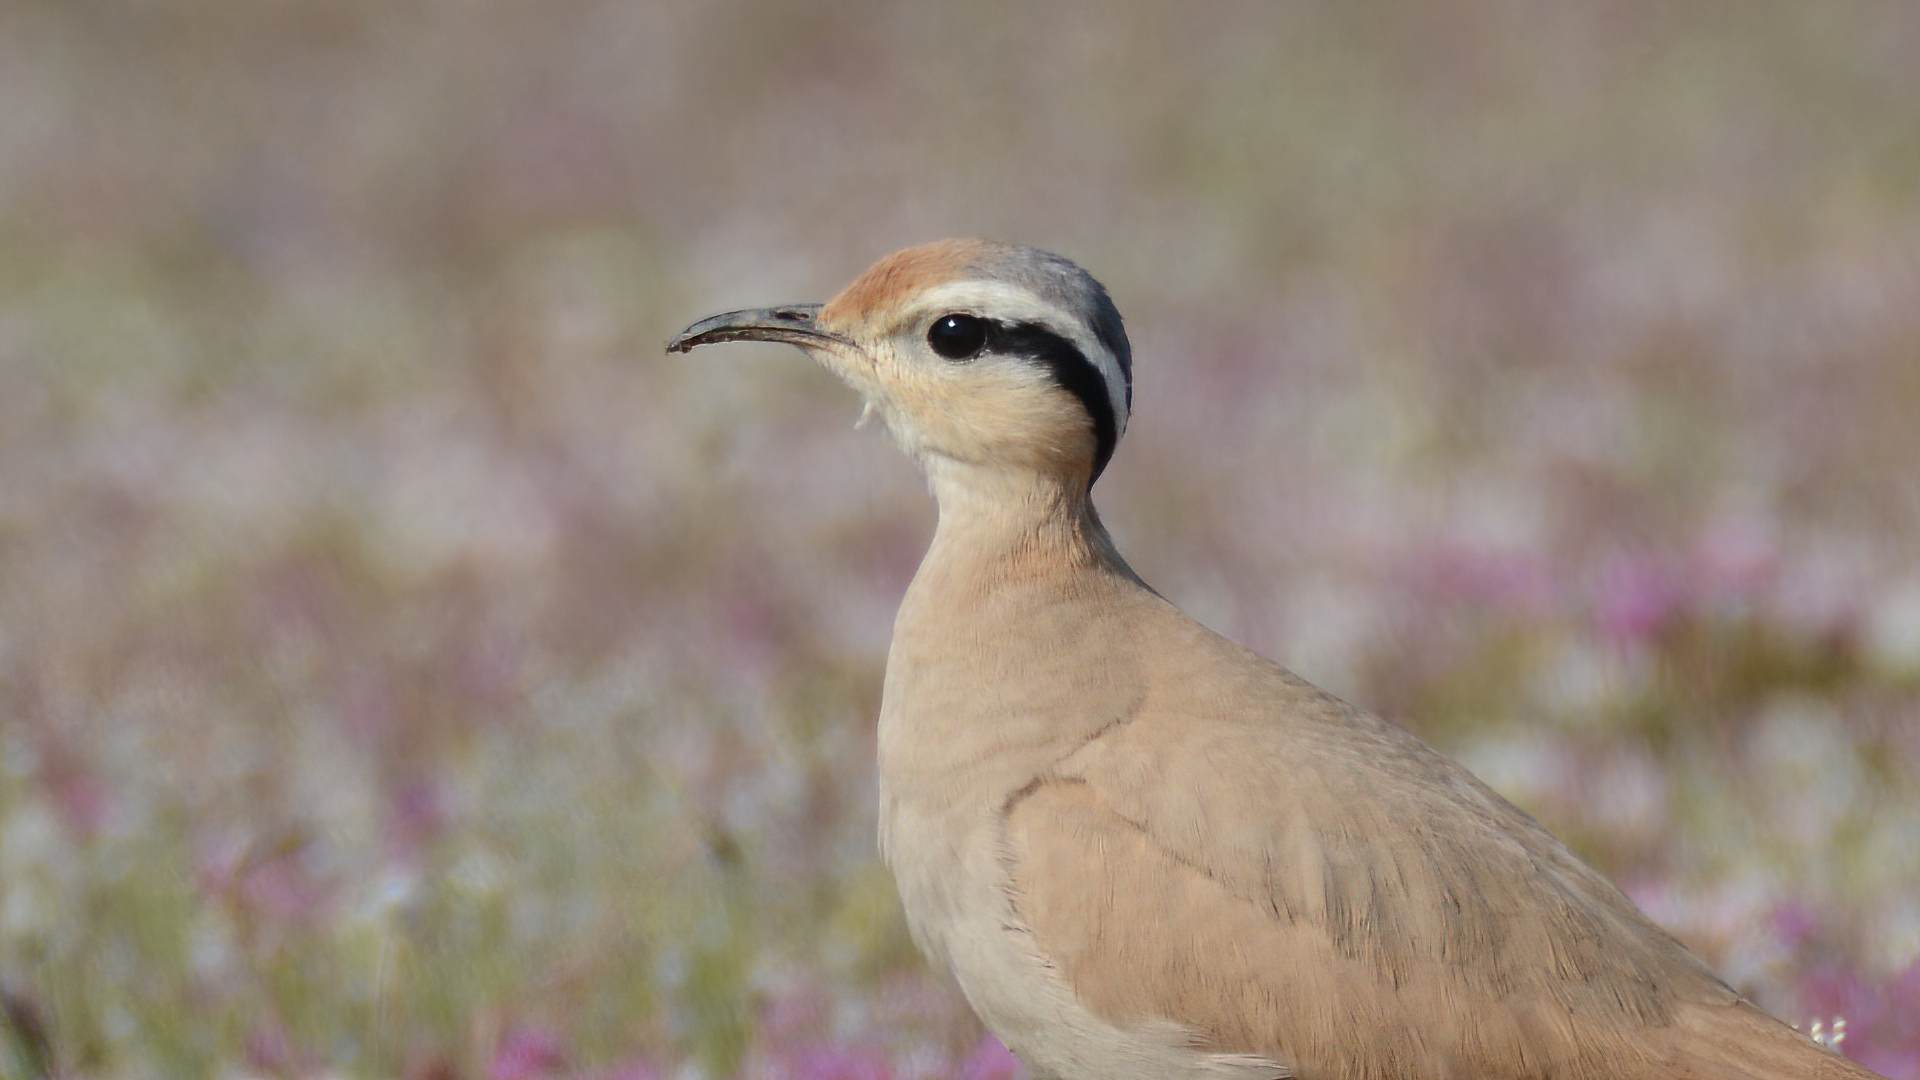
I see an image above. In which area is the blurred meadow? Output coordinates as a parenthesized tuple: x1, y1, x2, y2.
(3, 1, 1919, 1077)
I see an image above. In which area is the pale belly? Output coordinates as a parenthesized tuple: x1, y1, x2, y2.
(880, 795, 1291, 1080)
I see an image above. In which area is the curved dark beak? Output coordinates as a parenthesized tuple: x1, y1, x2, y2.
(666, 304, 846, 353)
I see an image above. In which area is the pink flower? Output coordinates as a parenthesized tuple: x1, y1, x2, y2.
(240, 854, 332, 924)
(245, 1018, 299, 1074)
(1405, 545, 1555, 615)
(49, 768, 110, 837)
(779, 1045, 893, 1080)
(490, 1025, 568, 1080)
(1769, 901, 1822, 951)
(959, 1034, 1022, 1080)
(386, 778, 446, 854)
(1797, 959, 1920, 1079)
(1692, 516, 1777, 598)
(1594, 554, 1685, 644)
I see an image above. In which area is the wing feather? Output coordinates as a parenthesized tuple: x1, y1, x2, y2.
(997, 610, 1876, 1079)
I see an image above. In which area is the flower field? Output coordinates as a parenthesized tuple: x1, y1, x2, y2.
(1, 3, 1916, 1077)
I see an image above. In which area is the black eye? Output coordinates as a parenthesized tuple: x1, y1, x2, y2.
(927, 313, 988, 360)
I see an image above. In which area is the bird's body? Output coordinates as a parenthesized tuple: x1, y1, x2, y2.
(878, 490, 1859, 1079)
(670, 239, 1881, 1079)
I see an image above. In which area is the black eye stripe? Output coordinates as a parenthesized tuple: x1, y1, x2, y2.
(983, 321, 1119, 488)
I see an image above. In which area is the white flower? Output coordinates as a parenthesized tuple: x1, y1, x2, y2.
(1865, 579, 1920, 674)
(1806, 1017, 1847, 1050)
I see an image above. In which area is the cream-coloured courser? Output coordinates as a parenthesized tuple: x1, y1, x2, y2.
(669, 240, 1878, 1080)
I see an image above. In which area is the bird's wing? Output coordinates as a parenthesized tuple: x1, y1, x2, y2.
(998, 611, 1878, 1079)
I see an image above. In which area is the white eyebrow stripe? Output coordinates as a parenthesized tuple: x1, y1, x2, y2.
(912, 280, 1130, 440)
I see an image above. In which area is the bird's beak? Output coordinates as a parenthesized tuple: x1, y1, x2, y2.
(666, 304, 849, 354)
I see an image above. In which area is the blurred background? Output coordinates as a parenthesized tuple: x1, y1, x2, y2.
(2, 1, 1917, 1077)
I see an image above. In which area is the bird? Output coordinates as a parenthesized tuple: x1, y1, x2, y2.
(668, 239, 1880, 1080)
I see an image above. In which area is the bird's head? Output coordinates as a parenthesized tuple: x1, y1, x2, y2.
(669, 239, 1132, 496)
